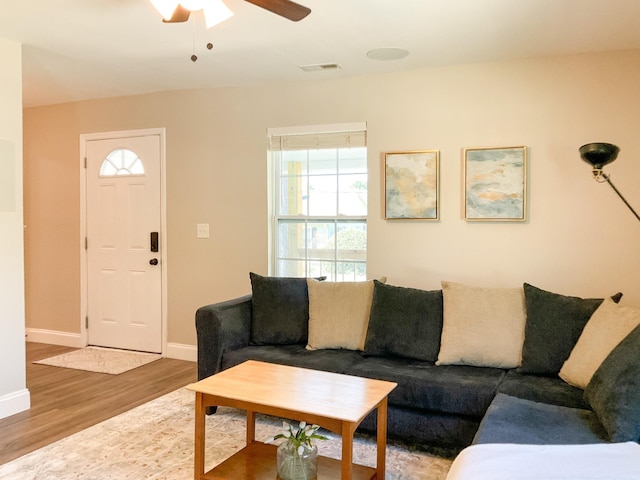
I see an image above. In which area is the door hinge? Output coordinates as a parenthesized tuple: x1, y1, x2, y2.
(84, 157, 87, 169)
(85, 237, 88, 250)
(85, 316, 89, 329)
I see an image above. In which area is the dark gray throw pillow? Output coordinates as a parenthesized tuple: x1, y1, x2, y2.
(364, 280, 443, 362)
(518, 283, 622, 376)
(249, 273, 324, 346)
(585, 323, 640, 442)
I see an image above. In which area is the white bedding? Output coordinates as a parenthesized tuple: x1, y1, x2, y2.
(446, 442, 640, 480)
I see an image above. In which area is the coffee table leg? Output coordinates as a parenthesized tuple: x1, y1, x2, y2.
(376, 398, 388, 479)
(246, 409, 256, 444)
(194, 392, 205, 479)
(341, 422, 356, 480)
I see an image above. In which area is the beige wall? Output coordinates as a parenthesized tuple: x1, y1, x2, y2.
(0, 37, 28, 418)
(24, 49, 640, 349)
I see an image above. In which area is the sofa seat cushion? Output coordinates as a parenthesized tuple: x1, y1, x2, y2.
(497, 370, 589, 410)
(221, 344, 365, 374)
(473, 393, 608, 445)
(359, 405, 481, 451)
(344, 356, 505, 417)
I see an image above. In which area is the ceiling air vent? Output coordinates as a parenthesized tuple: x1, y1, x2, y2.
(299, 63, 343, 72)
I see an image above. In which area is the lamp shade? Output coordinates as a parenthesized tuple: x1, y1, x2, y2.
(579, 142, 620, 170)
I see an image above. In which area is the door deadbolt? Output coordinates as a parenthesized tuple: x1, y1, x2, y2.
(150, 232, 159, 252)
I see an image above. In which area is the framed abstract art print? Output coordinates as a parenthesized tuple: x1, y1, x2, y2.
(463, 146, 527, 221)
(384, 150, 439, 220)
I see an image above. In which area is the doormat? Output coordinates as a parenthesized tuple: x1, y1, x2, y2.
(34, 346, 161, 375)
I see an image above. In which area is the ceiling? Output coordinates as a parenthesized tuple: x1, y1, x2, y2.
(3, 0, 640, 108)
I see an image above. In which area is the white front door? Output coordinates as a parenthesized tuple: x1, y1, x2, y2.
(85, 134, 162, 353)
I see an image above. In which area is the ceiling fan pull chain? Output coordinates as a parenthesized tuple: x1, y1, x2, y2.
(191, 19, 198, 62)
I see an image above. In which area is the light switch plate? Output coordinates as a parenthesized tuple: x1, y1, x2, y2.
(196, 223, 210, 239)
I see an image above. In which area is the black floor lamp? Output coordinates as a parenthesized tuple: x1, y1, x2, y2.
(579, 142, 640, 223)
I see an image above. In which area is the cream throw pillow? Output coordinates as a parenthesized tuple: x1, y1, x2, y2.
(307, 278, 377, 351)
(436, 281, 526, 368)
(560, 298, 640, 389)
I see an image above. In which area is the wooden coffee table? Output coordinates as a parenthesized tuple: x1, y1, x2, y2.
(186, 360, 397, 480)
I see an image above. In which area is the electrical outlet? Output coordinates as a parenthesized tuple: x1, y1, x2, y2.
(196, 223, 210, 239)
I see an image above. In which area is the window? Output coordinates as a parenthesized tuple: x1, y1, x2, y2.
(269, 123, 367, 281)
(99, 148, 145, 177)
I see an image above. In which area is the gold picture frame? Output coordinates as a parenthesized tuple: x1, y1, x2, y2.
(384, 150, 439, 220)
(463, 146, 527, 221)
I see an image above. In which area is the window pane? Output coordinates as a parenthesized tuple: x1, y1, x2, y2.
(281, 150, 308, 175)
(338, 173, 367, 216)
(129, 158, 144, 175)
(308, 260, 334, 280)
(336, 222, 366, 260)
(278, 221, 305, 259)
(100, 162, 117, 176)
(279, 176, 307, 215)
(306, 222, 335, 257)
(100, 148, 145, 177)
(309, 149, 337, 175)
(308, 175, 337, 216)
(278, 259, 306, 278)
(339, 147, 367, 174)
(336, 262, 367, 281)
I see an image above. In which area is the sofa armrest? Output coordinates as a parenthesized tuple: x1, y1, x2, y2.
(195, 294, 252, 382)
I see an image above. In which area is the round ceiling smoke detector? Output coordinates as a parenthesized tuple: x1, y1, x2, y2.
(366, 47, 409, 61)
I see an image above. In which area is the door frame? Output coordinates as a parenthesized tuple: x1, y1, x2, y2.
(79, 128, 167, 354)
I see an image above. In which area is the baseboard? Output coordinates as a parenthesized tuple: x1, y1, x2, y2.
(165, 342, 197, 362)
(0, 388, 30, 420)
(26, 328, 83, 348)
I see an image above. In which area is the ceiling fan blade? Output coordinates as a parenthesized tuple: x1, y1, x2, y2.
(163, 4, 191, 23)
(244, 0, 311, 21)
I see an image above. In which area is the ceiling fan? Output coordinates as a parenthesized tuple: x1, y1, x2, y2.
(151, 0, 311, 28)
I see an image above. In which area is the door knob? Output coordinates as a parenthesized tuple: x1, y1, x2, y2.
(149, 258, 159, 266)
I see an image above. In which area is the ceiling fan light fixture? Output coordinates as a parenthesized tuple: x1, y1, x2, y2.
(150, 0, 181, 20)
(179, 0, 205, 10)
(202, 0, 234, 28)
(152, 0, 309, 25)
(151, 0, 233, 27)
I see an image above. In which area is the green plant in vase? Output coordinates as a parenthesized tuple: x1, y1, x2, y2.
(266, 420, 329, 480)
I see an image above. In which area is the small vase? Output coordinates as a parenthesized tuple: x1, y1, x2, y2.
(276, 442, 318, 480)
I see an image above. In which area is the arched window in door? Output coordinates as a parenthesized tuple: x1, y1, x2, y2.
(99, 148, 145, 177)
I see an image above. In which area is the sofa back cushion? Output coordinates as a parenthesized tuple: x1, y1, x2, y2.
(560, 298, 640, 389)
(306, 278, 377, 351)
(364, 280, 443, 362)
(436, 281, 526, 369)
(518, 283, 622, 376)
(250, 272, 319, 345)
(585, 323, 640, 442)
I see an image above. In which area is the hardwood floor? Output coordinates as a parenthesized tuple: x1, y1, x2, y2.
(0, 342, 197, 465)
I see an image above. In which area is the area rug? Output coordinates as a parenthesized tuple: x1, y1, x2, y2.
(34, 346, 161, 374)
(0, 387, 452, 480)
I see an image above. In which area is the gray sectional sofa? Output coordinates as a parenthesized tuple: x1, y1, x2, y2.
(195, 273, 640, 455)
